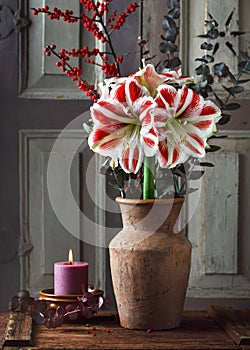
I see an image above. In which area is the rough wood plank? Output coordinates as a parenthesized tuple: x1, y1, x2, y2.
(2, 312, 32, 347)
(207, 305, 250, 345)
(205, 152, 239, 274)
(0, 311, 241, 349)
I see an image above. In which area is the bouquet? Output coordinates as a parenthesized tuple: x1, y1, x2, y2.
(88, 64, 221, 199)
(32, 0, 249, 201)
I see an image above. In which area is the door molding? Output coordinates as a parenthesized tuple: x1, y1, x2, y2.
(19, 129, 106, 295)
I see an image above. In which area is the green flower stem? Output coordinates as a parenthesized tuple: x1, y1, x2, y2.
(143, 156, 155, 199)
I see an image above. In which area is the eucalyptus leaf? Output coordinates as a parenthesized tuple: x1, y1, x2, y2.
(238, 61, 250, 72)
(228, 70, 237, 83)
(205, 20, 216, 31)
(223, 103, 241, 110)
(200, 42, 213, 50)
(164, 28, 179, 42)
(195, 64, 210, 76)
(222, 85, 236, 97)
(167, 56, 181, 69)
(198, 34, 210, 39)
(212, 62, 229, 78)
(162, 16, 176, 31)
(195, 58, 209, 63)
(159, 41, 177, 54)
(167, 7, 180, 19)
(172, 168, 185, 177)
(167, 0, 180, 10)
(217, 114, 231, 125)
(239, 50, 250, 62)
(207, 28, 219, 39)
(206, 145, 221, 152)
(202, 54, 214, 63)
(237, 79, 250, 84)
(229, 86, 244, 94)
(199, 162, 214, 167)
(189, 171, 205, 180)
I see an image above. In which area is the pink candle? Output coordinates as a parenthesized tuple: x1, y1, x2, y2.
(54, 250, 88, 295)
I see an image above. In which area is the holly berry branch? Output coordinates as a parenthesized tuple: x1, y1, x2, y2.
(32, 0, 139, 101)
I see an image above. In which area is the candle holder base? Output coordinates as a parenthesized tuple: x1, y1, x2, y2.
(39, 288, 104, 323)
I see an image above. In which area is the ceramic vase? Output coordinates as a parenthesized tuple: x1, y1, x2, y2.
(109, 197, 192, 330)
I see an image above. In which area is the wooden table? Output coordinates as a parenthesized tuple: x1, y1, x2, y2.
(1, 311, 250, 350)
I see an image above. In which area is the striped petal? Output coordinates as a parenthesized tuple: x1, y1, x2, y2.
(133, 64, 167, 96)
(119, 141, 143, 173)
(124, 78, 149, 110)
(181, 124, 206, 157)
(155, 84, 177, 111)
(157, 136, 188, 168)
(140, 126, 159, 157)
(88, 124, 129, 158)
(90, 99, 137, 126)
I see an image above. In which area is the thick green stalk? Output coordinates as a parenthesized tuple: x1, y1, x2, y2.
(143, 156, 155, 199)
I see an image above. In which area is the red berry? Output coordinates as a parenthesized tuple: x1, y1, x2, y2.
(33, 10, 38, 15)
(92, 332, 96, 336)
(147, 329, 152, 333)
(85, 323, 90, 327)
(105, 328, 111, 333)
(124, 187, 129, 193)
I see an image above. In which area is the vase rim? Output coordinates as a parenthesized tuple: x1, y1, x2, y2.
(115, 196, 185, 205)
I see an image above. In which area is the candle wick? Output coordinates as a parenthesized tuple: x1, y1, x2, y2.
(69, 261, 72, 265)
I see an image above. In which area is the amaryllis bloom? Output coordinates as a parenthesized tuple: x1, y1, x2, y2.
(133, 64, 168, 96)
(153, 84, 221, 168)
(133, 64, 194, 97)
(88, 78, 158, 173)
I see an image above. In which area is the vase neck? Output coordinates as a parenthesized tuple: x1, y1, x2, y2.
(117, 198, 184, 233)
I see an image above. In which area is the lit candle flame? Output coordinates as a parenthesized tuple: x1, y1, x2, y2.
(68, 249, 73, 264)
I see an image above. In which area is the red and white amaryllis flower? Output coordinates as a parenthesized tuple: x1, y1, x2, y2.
(88, 78, 158, 173)
(153, 84, 221, 168)
(133, 64, 194, 97)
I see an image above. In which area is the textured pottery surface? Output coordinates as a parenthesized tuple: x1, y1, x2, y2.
(109, 197, 192, 330)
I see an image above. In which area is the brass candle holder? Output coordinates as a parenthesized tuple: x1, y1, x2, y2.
(39, 288, 104, 323)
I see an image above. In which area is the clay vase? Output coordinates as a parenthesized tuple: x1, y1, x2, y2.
(109, 197, 192, 330)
